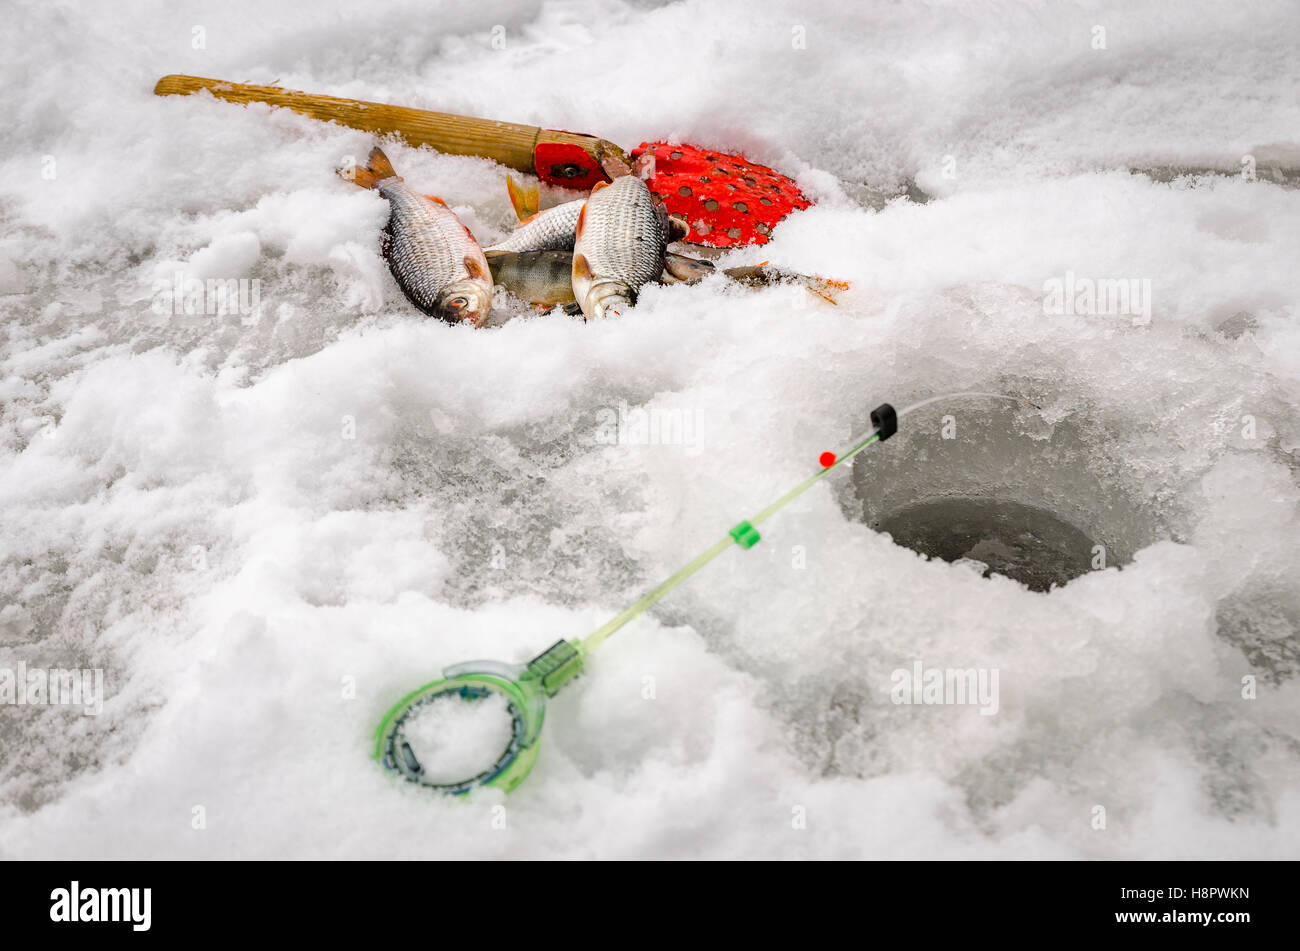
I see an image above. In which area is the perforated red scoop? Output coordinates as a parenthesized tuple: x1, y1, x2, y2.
(630, 141, 813, 247)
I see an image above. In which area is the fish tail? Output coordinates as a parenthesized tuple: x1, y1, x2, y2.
(506, 176, 539, 220)
(339, 146, 401, 189)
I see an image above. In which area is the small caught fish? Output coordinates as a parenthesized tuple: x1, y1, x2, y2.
(488, 176, 689, 259)
(663, 253, 848, 303)
(571, 176, 669, 319)
(717, 263, 850, 304)
(340, 146, 492, 326)
(483, 177, 583, 254)
(484, 250, 577, 308)
(485, 199, 585, 253)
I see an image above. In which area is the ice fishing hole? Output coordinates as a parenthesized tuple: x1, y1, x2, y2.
(850, 400, 1164, 592)
(874, 498, 1095, 592)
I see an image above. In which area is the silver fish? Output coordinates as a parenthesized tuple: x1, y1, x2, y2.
(571, 176, 668, 319)
(340, 147, 492, 326)
(488, 175, 689, 257)
(485, 250, 576, 307)
(485, 199, 584, 253)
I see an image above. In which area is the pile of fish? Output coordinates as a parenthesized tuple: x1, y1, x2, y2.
(340, 147, 843, 326)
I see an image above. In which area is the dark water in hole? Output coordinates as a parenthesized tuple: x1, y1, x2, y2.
(875, 498, 1098, 592)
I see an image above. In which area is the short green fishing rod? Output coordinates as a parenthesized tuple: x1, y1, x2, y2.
(374, 392, 1035, 794)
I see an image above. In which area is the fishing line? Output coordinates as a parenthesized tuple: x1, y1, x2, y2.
(375, 391, 1038, 794)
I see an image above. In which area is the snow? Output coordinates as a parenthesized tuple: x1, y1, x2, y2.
(400, 688, 516, 786)
(2, 0, 1299, 858)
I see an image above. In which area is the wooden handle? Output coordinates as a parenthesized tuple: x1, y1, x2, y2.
(153, 74, 627, 182)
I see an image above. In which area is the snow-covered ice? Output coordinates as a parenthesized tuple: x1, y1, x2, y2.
(1, 0, 1298, 858)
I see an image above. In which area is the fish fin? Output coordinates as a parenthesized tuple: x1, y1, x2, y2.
(805, 277, 851, 305)
(463, 255, 489, 282)
(339, 146, 400, 189)
(366, 147, 397, 179)
(483, 250, 507, 261)
(424, 195, 448, 206)
(506, 176, 539, 220)
(572, 252, 593, 280)
(589, 180, 609, 195)
(361, 145, 395, 183)
(575, 201, 588, 238)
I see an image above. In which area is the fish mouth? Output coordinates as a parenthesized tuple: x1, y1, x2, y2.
(433, 283, 492, 327)
(584, 280, 635, 320)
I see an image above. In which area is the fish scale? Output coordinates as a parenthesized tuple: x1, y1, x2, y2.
(378, 179, 482, 310)
(484, 250, 576, 307)
(578, 178, 666, 289)
(486, 200, 584, 253)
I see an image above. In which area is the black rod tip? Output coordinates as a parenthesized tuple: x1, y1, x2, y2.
(870, 403, 898, 441)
